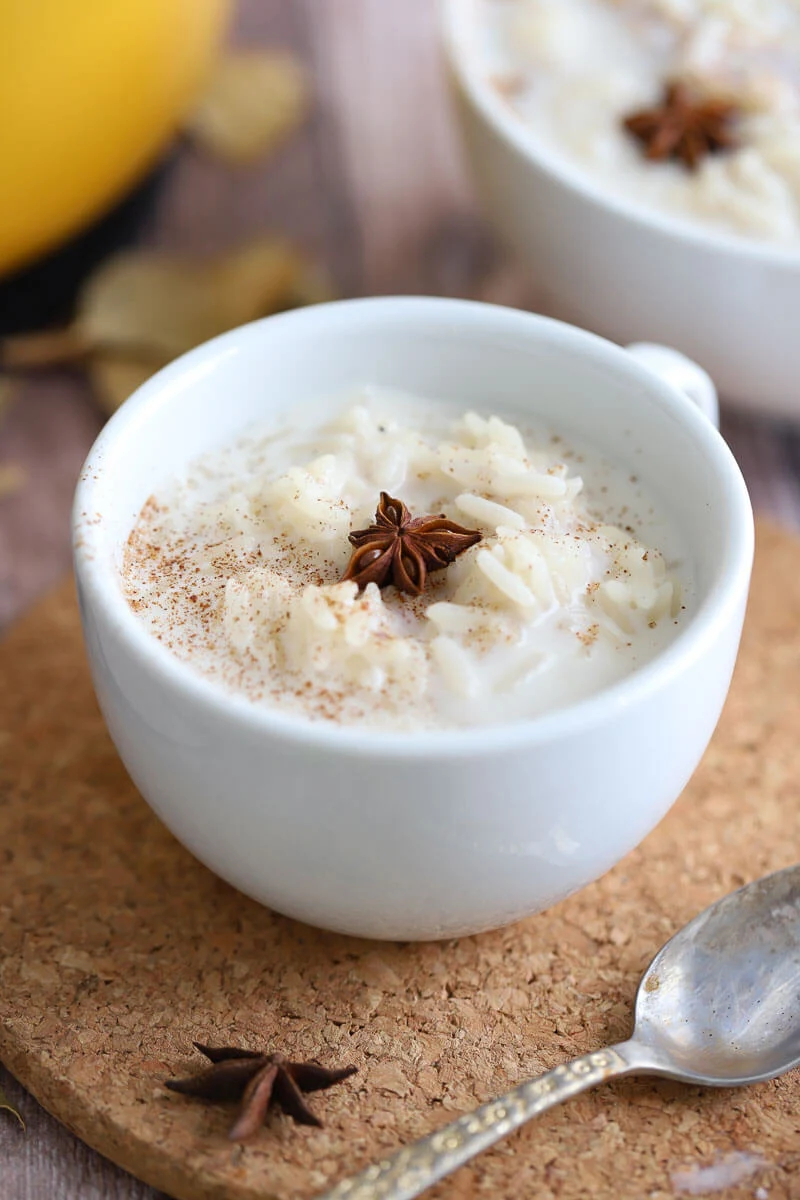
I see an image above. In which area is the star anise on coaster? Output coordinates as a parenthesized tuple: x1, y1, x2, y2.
(165, 1043, 358, 1141)
(340, 491, 482, 595)
(623, 81, 740, 170)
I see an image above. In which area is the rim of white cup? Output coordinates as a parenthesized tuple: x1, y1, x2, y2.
(73, 297, 754, 759)
(440, 0, 800, 270)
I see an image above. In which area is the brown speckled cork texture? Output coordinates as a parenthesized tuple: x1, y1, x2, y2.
(1, 522, 799, 1200)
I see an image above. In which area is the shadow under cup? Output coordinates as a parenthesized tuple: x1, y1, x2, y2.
(73, 298, 753, 940)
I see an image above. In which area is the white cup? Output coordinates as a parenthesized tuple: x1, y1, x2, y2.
(73, 298, 753, 940)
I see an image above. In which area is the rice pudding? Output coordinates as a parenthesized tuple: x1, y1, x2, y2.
(122, 389, 692, 730)
(472, 0, 800, 245)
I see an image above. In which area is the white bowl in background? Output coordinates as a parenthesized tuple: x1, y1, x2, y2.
(72, 298, 753, 940)
(441, 0, 800, 420)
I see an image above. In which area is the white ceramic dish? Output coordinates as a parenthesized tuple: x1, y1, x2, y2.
(72, 298, 753, 941)
(441, 0, 800, 420)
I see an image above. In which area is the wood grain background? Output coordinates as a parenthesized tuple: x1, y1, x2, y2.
(1, 1, 800, 1196)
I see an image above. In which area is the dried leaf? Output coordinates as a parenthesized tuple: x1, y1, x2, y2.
(89, 356, 160, 416)
(187, 51, 310, 165)
(0, 463, 27, 500)
(0, 1083, 25, 1130)
(76, 236, 304, 359)
(0, 327, 89, 370)
(285, 261, 337, 309)
(0, 235, 333, 410)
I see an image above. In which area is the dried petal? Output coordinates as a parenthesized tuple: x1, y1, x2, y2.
(376, 493, 411, 529)
(164, 1056, 266, 1101)
(348, 531, 394, 552)
(273, 1069, 323, 1127)
(340, 540, 396, 589)
(194, 1042, 265, 1063)
(186, 51, 310, 165)
(228, 1062, 279, 1142)
(407, 518, 484, 564)
(393, 541, 427, 595)
(289, 1062, 358, 1094)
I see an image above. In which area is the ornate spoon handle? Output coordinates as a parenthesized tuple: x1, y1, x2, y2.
(319, 1043, 639, 1200)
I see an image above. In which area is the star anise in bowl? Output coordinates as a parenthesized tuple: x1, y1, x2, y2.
(623, 81, 740, 170)
(340, 491, 482, 596)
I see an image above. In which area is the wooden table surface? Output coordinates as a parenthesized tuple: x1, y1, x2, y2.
(1, 1, 800, 1196)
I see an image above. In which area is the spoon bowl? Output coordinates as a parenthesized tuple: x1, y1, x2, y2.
(321, 864, 800, 1199)
(634, 865, 800, 1086)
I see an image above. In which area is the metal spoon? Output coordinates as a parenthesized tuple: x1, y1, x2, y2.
(320, 864, 800, 1200)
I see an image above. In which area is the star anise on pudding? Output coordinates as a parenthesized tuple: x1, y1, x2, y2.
(340, 491, 482, 595)
(623, 81, 740, 170)
(165, 1043, 357, 1141)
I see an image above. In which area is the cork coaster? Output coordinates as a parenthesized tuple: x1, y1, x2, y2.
(1, 522, 799, 1200)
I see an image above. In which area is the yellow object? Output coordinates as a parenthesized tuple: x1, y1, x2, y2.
(0, 0, 230, 276)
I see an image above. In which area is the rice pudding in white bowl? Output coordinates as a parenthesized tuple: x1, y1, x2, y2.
(72, 298, 753, 940)
(442, 0, 800, 418)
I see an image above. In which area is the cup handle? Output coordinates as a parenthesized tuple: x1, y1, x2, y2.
(625, 342, 719, 429)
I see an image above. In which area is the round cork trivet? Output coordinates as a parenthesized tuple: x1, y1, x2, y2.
(1, 522, 799, 1200)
